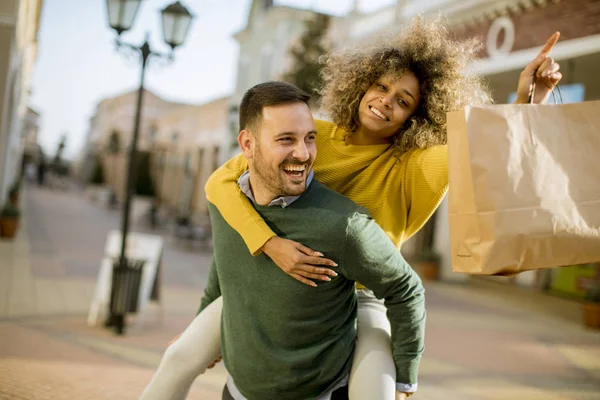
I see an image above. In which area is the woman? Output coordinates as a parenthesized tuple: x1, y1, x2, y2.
(141, 18, 561, 400)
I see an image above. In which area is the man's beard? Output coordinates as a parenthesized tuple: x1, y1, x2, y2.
(253, 145, 310, 198)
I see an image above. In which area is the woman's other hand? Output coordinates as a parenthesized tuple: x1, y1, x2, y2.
(168, 333, 181, 346)
(207, 355, 222, 369)
(262, 236, 338, 287)
(514, 32, 562, 104)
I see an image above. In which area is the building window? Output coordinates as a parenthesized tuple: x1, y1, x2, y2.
(184, 151, 192, 176)
(228, 104, 239, 137)
(149, 125, 158, 141)
(212, 146, 220, 172)
(198, 148, 205, 176)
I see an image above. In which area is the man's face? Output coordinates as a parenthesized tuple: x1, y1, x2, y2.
(244, 102, 317, 201)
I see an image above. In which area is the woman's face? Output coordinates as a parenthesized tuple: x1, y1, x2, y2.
(357, 72, 421, 142)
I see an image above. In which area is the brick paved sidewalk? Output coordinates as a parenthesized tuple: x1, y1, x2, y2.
(0, 315, 226, 400)
(2, 279, 599, 400)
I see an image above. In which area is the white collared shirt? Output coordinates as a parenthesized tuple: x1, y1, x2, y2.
(237, 169, 314, 208)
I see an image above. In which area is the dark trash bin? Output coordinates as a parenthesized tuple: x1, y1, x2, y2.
(109, 257, 145, 334)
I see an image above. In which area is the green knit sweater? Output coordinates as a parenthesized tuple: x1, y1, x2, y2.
(199, 180, 425, 399)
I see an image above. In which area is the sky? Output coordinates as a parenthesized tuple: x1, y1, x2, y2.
(30, 0, 395, 160)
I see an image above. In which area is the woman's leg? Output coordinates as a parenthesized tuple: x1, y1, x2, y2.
(349, 290, 396, 400)
(139, 296, 223, 400)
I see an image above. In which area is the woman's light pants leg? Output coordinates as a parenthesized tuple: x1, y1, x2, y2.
(139, 296, 223, 400)
(349, 289, 396, 400)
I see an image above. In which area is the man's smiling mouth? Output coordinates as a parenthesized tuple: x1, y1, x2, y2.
(283, 164, 306, 178)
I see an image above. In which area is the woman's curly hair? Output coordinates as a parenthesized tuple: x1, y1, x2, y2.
(319, 16, 492, 153)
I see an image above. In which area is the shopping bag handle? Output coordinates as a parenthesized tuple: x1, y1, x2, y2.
(528, 76, 563, 104)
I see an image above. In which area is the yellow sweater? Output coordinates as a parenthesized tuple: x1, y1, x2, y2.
(205, 119, 448, 255)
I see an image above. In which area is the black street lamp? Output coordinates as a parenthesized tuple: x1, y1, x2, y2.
(104, 0, 194, 335)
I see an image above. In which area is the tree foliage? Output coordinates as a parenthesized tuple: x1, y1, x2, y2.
(54, 135, 66, 162)
(283, 14, 330, 102)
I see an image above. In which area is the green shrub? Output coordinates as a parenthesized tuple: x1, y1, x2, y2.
(586, 266, 600, 304)
(8, 178, 21, 198)
(0, 203, 20, 219)
(90, 158, 105, 185)
(418, 248, 441, 263)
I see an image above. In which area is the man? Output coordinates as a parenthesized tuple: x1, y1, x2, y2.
(141, 81, 425, 399)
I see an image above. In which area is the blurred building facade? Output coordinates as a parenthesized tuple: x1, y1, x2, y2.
(79, 88, 184, 201)
(0, 0, 43, 203)
(231, 0, 334, 104)
(226, 0, 344, 155)
(79, 87, 231, 219)
(152, 95, 230, 216)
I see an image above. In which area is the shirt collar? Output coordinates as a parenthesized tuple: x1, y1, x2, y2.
(237, 169, 314, 208)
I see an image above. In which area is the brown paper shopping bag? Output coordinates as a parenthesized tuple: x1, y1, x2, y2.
(447, 101, 600, 275)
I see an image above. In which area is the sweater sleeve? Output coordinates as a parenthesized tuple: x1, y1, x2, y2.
(341, 213, 426, 385)
(204, 153, 276, 255)
(197, 257, 221, 314)
(403, 145, 449, 240)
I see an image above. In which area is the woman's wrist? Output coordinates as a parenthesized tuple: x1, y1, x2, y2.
(261, 235, 278, 256)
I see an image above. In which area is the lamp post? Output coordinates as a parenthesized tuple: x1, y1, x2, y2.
(104, 0, 194, 334)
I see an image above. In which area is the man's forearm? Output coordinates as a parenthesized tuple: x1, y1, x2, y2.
(343, 215, 426, 386)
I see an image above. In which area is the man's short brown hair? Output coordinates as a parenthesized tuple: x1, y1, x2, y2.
(239, 81, 311, 133)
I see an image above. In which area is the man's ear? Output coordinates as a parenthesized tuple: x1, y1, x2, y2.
(238, 129, 254, 160)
